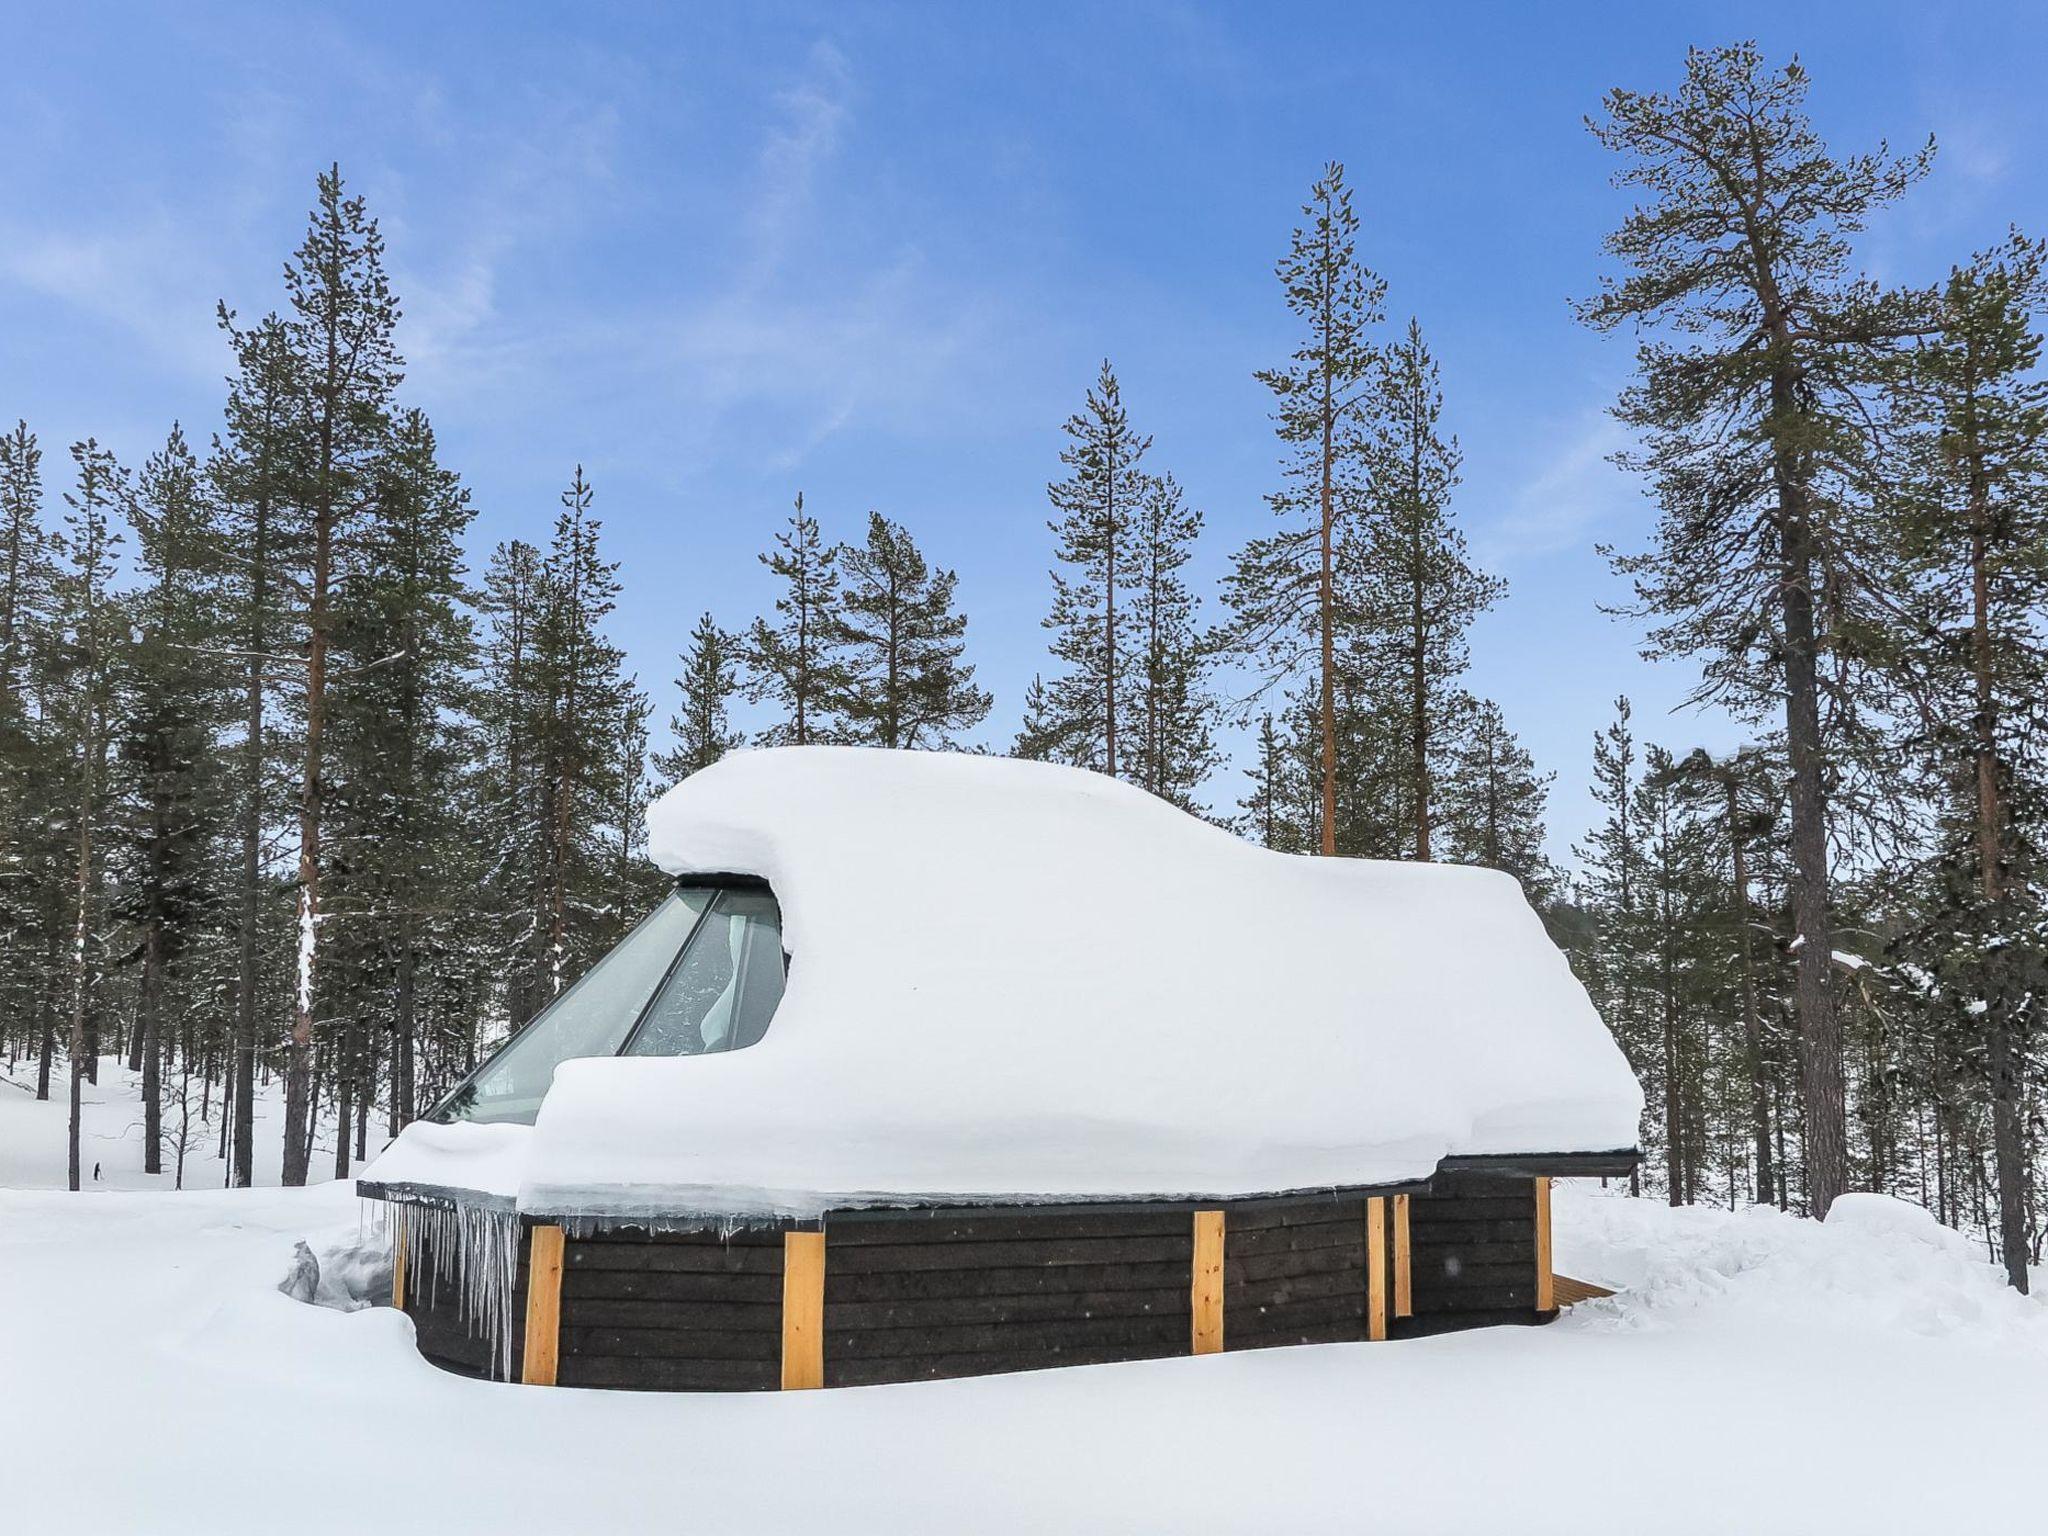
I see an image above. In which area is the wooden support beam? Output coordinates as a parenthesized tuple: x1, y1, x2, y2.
(781, 1230, 826, 1389)
(1365, 1195, 1388, 1341)
(390, 1213, 407, 1312)
(1191, 1210, 1225, 1355)
(1391, 1193, 1412, 1319)
(522, 1224, 566, 1386)
(1534, 1176, 1555, 1313)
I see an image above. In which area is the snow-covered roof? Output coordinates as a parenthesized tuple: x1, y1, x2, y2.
(368, 746, 1641, 1220)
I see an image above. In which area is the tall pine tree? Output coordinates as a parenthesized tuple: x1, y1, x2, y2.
(1224, 163, 1385, 853)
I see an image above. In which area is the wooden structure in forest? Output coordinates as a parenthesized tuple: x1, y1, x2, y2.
(382, 1164, 1631, 1390)
(362, 748, 1643, 1392)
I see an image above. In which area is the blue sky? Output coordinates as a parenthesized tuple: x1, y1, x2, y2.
(5, 2, 2043, 859)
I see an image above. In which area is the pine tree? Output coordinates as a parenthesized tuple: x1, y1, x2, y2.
(212, 308, 305, 1186)
(279, 164, 402, 1186)
(654, 613, 743, 785)
(1224, 163, 1386, 853)
(1579, 45, 1935, 1214)
(1039, 361, 1150, 776)
(1357, 319, 1503, 859)
(745, 493, 845, 747)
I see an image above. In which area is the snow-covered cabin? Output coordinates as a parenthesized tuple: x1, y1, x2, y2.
(361, 747, 1642, 1389)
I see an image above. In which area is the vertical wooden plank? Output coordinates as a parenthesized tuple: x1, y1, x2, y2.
(1365, 1195, 1388, 1342)
(1392, 1193, 1412, 1319)
(1533, 1176, 1555, 1313)
(1190, 1210, 1225, 1356)
(390, 1212, 408, 1311)
(521, 1224, 565, 1386)
(782, 1230, 826, 1390)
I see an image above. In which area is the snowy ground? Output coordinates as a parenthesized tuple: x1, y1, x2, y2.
(3, 1083, 2044, 1533)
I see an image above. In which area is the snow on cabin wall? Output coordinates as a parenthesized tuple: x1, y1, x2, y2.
(369, 747, 1643, 1219)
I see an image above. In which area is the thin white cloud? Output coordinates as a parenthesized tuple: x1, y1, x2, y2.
(1, 221, 229, 380)
(1471, 409, 1639, 571)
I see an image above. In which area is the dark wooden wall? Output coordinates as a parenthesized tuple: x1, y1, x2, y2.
(401, 1173, 1553, 1388)
(1397, 1170, 1544, 1337)
(556, 1228, 786, 1391)
(820, 1209, 1193, 1386)
(1223, 1199, 1370, 1351)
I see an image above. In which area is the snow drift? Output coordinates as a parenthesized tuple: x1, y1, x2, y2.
(369, 747, 1642, 1219)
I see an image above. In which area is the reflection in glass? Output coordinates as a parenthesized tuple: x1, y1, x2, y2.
(431, 882, 787, 1128)
(624, 889, 785, 1057)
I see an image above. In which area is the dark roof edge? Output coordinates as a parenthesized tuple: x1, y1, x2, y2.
(356, 1150, 1640, 1228)
(1437, 1149, 1641, 1178)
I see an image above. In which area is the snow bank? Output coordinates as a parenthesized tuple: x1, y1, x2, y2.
(8, 1172, 2048, 1535)
(1554, 1185, 2048, 1350)
(377, 748, 1642, 1218)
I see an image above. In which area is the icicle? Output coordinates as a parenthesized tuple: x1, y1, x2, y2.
(383, 1197, 524, 1381)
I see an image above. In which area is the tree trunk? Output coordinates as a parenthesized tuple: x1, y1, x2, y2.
(1967, 491, 2029, 1291)
(1104, 451, 1119, 782)
(1727, 778, 1774, 1207)
(284, 416, 336, 1188)
(333, 1017, 353, 1179)
(1317, 332, 1337, 857)
(139, 923, 163, 1175)
(1770, 360, 1846, 1217)
(68, 807, 91, 1193)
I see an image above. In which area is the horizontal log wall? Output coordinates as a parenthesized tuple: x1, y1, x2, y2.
(399, 1172, 1563, 1388)
(555, 1227, 787, 1392)
(820, 1209, 1193, 1386)
(1223, 1199, 1369, 1353)
(1398, 1170, 1542, 1337)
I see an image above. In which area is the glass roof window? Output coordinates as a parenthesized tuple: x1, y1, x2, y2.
(433, 882, 787, 1127)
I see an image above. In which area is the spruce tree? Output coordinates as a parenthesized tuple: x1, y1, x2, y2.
(745, 493, 845, 747)
(1224, 163, 1385, 853)
(1358, 319, 1502, 859)
(1570, 699, 1651, 1185)
(1011, 673, 1076, 764)
(323, 407, 476, 1160)
(52, 441, 125, 1190)
(1039, 361, 1150, 776)
(1579, 45, 1934, 1214)
(1440, 698, 1555, 901)
(1128, 474, 1218, 808)
(529, 468, 635, 998)
(835, 511, 990, 751)
(111, 425, 226, 1174)
(1888, 235, 2048, 1288)
(477, 537, 548, 1026)
(0, 423, 58, 1087)
(655, 613, 743, 785)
